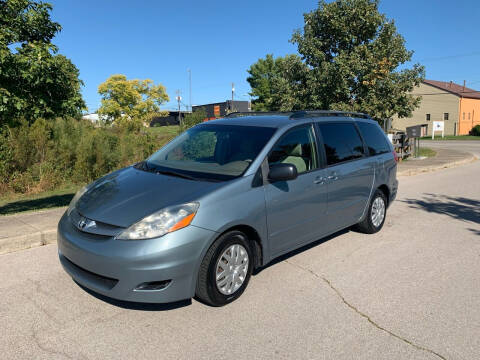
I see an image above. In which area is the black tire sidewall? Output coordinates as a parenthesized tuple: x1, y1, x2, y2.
(205, 232, 253, 306)
(368, 190, 387, 232)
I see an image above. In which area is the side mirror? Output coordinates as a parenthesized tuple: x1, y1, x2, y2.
(268, 163, 298, 182)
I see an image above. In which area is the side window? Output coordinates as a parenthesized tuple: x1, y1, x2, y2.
(268, 125, 318, 174)
(318, 123, 365, 166)
(357, 122, 391, 156)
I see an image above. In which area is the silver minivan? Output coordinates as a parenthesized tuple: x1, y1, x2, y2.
(58, 111, 398, 306)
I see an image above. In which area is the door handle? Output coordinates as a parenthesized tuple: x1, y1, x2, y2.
(327, 173, 338, 181)
(314, 176, 326, 185)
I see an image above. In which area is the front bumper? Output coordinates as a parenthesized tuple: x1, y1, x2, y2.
(57, 212, 217, 303)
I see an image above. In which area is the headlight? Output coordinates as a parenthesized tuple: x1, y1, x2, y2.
(116, 202, 199, 240)
(67, 184, 90, 216)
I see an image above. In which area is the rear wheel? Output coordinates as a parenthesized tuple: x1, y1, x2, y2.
(195, 231, 253, 306)
(354, 189, 387, 234)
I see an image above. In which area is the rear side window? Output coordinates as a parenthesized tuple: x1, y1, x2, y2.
(318, 123, 365, 166)
(357, 122, 391, 156)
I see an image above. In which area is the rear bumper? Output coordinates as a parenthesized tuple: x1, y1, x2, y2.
(57, 212, 217, 303)
(389, 179, 398, 205)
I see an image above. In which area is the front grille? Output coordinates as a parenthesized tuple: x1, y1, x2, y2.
(60, 254, 118, 290)
(69, 209, 124, 237)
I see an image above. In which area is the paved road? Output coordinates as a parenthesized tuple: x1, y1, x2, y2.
(426, 140, 480, 157)
(2, 143, 479, 360)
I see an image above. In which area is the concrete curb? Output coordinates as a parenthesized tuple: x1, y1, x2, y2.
(0, 228, 57, 255)
(397, 153, 477, 177)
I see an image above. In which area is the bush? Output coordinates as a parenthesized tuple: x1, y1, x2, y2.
(469, 125, 480, 136)
(180, 109, 207, 131)
(0, 117, 178, 195)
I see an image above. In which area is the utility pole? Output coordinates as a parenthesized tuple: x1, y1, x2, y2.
(176, 90, 182, 127)
(231, 82, 235, 111)
(188, 69, 192, 111)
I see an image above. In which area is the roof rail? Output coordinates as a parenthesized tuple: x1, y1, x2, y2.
(290, 110, 371, 119)
(224, 110, 372, 119)
(225, 111, 293, 118)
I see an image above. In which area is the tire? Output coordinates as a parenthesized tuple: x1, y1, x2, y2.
(354, 189, 387, 234)
(195, 231, 253, 306)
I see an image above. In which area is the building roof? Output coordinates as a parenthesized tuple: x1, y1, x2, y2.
(192, 100, 249, 107)
(423, 80, 480, 100)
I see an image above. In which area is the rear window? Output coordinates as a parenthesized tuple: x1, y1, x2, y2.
(318, 122, 365, 166)
(357, 122, 391, 156)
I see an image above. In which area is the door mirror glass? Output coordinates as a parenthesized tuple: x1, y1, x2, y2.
(268, 163, 298, 182)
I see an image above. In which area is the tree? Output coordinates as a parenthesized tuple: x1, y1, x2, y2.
(248, 0, 425, 120)
(98, 74, 169, 126)
(0, 0, 85, 125)
(180, 109, 206, 131)
(247, 54, 308, 111)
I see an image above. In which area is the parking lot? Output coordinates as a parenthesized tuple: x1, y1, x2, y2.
(1, 142, 479, 360)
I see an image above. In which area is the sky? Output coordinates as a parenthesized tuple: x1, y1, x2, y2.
(47, 0, 480, 112)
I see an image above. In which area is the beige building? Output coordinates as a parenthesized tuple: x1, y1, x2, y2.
(392, 80, 480, 136)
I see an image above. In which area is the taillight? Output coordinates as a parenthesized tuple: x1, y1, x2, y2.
(393, 150, 399, 162)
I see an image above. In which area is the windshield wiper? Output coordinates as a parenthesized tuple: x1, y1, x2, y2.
(156, 170, 198, 181)
(135, 161, 222, 182)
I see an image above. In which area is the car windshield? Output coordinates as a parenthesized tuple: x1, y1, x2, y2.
(145, 124, 276, 181)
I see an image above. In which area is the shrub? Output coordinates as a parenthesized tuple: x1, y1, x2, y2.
(470, 125, 480, 136)
(180, 109, 207, 131)
(0, 117, 178, 195)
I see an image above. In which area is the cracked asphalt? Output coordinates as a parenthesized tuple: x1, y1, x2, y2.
(1, 142, 480, 360)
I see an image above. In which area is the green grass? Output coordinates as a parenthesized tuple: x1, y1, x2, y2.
(0, 184, 82, 216)
(147, 125, 180, 137)
(421, 135, 480, 140)
(418, 147, 437, 158)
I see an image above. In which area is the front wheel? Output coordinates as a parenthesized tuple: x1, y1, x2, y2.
(354, 189, 387, 234)
(195, 231, 253, 306)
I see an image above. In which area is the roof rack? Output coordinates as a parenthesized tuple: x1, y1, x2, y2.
(289, 110, 371, 119)
(224, 110, 371, 120)
(225, 111, 293, 118)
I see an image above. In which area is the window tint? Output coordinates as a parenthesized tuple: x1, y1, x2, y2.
(357, 122, 391, 156)
(268, 125, 318, 174)
(318, 123, 365, 166)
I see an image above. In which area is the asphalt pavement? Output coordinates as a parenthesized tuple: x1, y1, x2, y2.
(1, 141, 479, 359)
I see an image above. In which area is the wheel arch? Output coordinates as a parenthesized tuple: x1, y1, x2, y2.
(216, 225, 264, 270)
(377, 184, 390, 206)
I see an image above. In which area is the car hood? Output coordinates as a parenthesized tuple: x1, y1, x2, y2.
(75, 166, 225, 227)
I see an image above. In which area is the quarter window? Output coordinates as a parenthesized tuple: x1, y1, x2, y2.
(268, 125, 318, 174)
(318, 123, 365, 166)
(357, 122, 391, 156)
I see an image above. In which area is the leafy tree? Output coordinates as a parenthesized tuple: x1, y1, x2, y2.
(248, 0, 425, 120)
(180, 109, 206, 131)
(0, 0, 85, 125)
(247, 54, 308, 111)
(98, 74, 169, 126)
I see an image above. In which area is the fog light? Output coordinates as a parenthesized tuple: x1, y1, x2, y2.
(134, 280, 171, 291)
